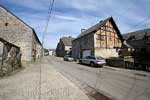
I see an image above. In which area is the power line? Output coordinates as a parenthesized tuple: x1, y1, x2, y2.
(126, 16, 150, 32)
(42, 0, 55, 46)
(109, 0, 150, 32)
(119, 0, 150, 32)
(38, 0, 55, 100)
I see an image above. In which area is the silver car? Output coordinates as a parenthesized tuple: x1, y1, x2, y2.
(64, 55, 74, 62)
(79, 56, 106, 67)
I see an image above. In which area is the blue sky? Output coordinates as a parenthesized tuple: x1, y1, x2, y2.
(0, 0, 150, 49)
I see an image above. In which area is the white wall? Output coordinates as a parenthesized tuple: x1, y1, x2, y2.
(65, 46, 71, 51)
(49, 51, 53, 55)
(95, 49, 119, 58)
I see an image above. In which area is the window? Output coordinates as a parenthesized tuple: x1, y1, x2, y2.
(5, 22, 8, 26)
(97, 34, 105, 41)
(89, 56, 95, 59)
(85, 56, 90, 59)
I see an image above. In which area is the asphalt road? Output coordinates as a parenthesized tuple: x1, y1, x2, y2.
(0, 57, 90, 100)
(48, 56, 150, 100)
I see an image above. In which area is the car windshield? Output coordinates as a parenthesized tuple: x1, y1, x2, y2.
(66, 55, 71, 57)
(96, 57, 104, 60)
(83, 56, 89, 59)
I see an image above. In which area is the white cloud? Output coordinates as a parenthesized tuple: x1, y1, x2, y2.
(1, 0, 150, 48)
(3, 0, 50, 11)
(53, 14, 80, 21)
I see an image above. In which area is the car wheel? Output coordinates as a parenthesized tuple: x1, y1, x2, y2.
(146, 66, 150, 72)
(64, 58, 67, 61)
(79, 60, 82, 64)
(148, 67, 150, 72)
(90, 62, 95, 67)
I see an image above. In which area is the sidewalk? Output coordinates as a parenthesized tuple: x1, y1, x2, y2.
(0, 59, 90, 100)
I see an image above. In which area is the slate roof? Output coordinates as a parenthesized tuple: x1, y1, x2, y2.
(74, 17, 123, 42)
(123, 28, 150, 41)
(123, 28, 150, 48)
(61, 36, 75, 46)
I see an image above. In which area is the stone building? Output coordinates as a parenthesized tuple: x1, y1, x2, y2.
(72, 17, 123, 59)
(0, 5, 42, 61)
(56, 36, 74, 57)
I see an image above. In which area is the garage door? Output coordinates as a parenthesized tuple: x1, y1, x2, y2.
(82, 50, 91, 58)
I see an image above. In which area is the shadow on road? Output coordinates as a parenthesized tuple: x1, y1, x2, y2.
(76, 62, 103, 68)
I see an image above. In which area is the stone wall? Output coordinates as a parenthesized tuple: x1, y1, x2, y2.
(36, 43, 42, 60)
(56, 40, 66, 57)
(72, 33, 94, 59)
(0, 38, 21, 76)
(72, 39, 80, 59)
(0, 6, 41, 61)
(31, 32, 42, 61)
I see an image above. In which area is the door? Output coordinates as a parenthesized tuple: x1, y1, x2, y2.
(82, 50, 91, 58)
(82, 56, 89, 64)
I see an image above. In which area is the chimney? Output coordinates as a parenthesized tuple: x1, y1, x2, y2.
(81, 29, 86, 33)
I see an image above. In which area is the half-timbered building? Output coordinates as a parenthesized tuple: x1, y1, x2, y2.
(72, 17, 123, 59)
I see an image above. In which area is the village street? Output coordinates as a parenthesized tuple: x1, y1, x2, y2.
(0, 55, 150, 100)
(0, 57, 90, 100)
(0, 1, 150, 100)
(49, 56, 150, 100)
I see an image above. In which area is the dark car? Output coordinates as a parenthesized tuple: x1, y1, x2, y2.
(79, 56, 106, 67)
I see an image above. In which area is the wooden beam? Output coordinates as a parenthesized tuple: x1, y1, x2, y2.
(100, 28, 101, 48)
(100, 28, 115, 33)
(114, 30, 115, 46)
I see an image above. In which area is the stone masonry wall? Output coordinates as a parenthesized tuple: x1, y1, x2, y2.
(72, 39, 80, 59)
(0, 6, 33, 61)
(32, 33, 42, 60)
(0, 39, 21, 76)
(72, 33, 94, 59)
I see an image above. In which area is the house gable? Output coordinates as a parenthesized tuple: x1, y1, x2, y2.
(0, 5, 41, 45)
(0, 5, 42, 61)
(0, 5, 32, 32)
(94, 18, 122, 49)
(74, 17, 123, 42)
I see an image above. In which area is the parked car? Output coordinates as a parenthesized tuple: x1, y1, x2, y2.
(64, 55, 74, 61)
(79, 56, 106, 67)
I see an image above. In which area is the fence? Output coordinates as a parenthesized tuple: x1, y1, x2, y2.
(0, 38, 21, 76)
(106, 57, 150, 72)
